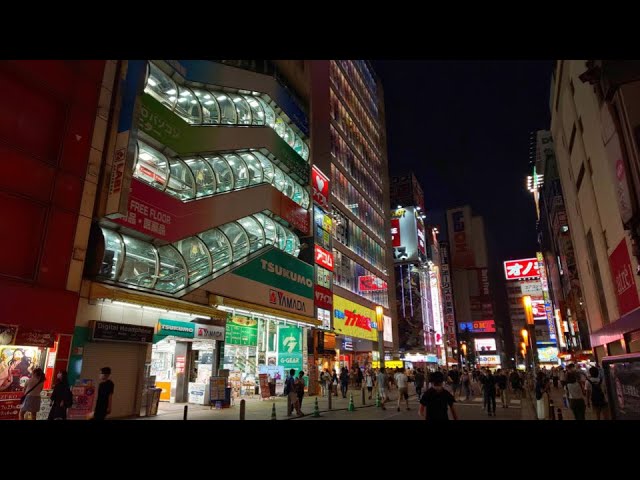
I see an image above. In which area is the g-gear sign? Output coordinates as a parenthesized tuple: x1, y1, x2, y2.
(315, 245, 334, 271)
(504, 258, 540, 280)
(312, 166, 329, 209)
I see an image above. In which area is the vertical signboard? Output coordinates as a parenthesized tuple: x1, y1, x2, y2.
(609, 239, 640, 317)
(312, 166, 330, 210)
(537, 252, 558, 343)
(447, 207, 476, 268)
(278, 325, 304, 370)
(440, 242, 457, 347)
(430, 269, 444, 346)
(391, 207, 420, 263)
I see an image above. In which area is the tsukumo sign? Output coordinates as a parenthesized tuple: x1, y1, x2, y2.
(333, 296, 378, 341)
(312, 166, 330, 209)
(207, 248, 315, 318)
(609, 238, 640, 317)
(504, 258, 541, 280)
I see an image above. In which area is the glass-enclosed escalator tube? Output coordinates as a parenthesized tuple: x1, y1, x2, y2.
(173, 236, 212, 285)
(198, 228, 233, 272)
(237, 216, 266, 253)
(119, 236, 159, 288)
(219, 222, 251, 263)
(156, 244, 188, 293)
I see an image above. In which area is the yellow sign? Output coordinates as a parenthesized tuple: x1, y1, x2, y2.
(372, 360, 403, 369)
(332, 296, 378, 341)
(156, 381, 171, 401)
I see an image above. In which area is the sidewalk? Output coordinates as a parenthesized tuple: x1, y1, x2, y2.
(525, 384, 597, 421)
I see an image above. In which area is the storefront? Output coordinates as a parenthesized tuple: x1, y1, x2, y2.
(0, 325, 59, 420)
(217, 305, 314, 399)
(151, 319, 225, 405)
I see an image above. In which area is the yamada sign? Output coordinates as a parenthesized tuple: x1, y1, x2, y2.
(332, 295, 378, 342)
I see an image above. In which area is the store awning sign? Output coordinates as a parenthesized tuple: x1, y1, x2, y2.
(332, 295, 378, 342)
(155, 319, 196, 341)
(277, 325, 303, 369)
(194, 324, 225, 341)
(91, 321, 154, 344)
(14, 329, 56, 348)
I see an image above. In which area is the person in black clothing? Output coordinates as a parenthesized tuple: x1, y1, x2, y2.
(482, 369, 497, 417)
(414, 369, 425, 399)
(93, 367, 114, 420)
(48, 370, 73, 420)
(339, 367, 349, 398)
(448, 366, 461, 399)
(495, 369, 509, 408)
(419, 371, 457, 421)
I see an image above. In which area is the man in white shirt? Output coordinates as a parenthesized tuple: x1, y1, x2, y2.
(394, 368, 410, 412)
(564, 363, 587, 420)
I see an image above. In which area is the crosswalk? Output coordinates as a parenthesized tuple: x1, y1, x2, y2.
(456, 396, 521, 407)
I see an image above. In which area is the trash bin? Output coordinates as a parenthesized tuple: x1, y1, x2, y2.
(146, 388, 162, 416)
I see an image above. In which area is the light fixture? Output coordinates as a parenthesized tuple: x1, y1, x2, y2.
(147, 78, 157, 87)
(397, 205, 402, 209)
(166, 89, 177, 96)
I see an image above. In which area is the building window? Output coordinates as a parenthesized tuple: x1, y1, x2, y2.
(578, 116, 584, 134)
(586, 230, 610, 325)
(568, 123, 577, 155)
(576, 163, 585, 192)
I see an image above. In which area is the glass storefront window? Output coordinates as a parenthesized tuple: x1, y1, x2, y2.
(135, 142, 168, 190)
(243, 95, 265, 126)
(196, 90, 220, 124)
(99, 228, 124, 280)
(145, 62, 178, 110)
(254, 213, 277, 246)
(253, 151, 274, 184)
(204, 155, 234, 193)
(199, 228, 232, 271)
(238, 152, 264, 185)
(167, 159, 196, 200)
(174, 86, 202, 124)
(173, 237, 211, 284)
(182, 157, 216, 197)
(224, 154, 249, 189)
(230, 94, 252, 125)
(256, 97, 275, 128)
(237, 216, 265, 252)
(119, 237, 157, 288)
(216, 93, 237, 124)
(219, 222, 250, 262)
(156, 245, 188, 293)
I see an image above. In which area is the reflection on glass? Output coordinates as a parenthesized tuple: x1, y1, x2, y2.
(283, 175, 295, 199)
(274, 117, 287, 139)
(256, 97, 275, 128)
(196, 90, 220, 124)
(135, 142, 168, 189)
(120, 237, 157, 288)
(239, 152, 263, 185)
(183, 157, 216, 197)
(301, 188, 310, 209)
(284, 229, 296, 255)
(273, 167, 285, 192)
(219, 222, 250, 262)
(301, 141, 309, 161)
(237, 216, 265, 252)
(99, 228, 123, 280)
(199, 228, 232, 270)
(284, 124, 296, 148)
(174, 237, 211, 284)
(293, 137, 304, 158)
(224, 154, 249, 189)
(292, 183, 303, 206)
(167, 159, 196, 200)
(145, 62, 177, 110)
(156, 245, 187, 292)
(275, 222, 287, 251)
(205, 155, 234, 192)
(230, 94, 252, 125)
(254, 214, 276, 246)
(254, 151, 274, 184)
(243, 95, 264, 125)
(174, 86, 202, 124)
(216, 94, 237, 124)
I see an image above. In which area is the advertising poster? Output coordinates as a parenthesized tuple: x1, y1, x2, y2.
(0, 345, 43, 392)
(474, 338, 497, 352)
(68, 381, 96, 420)
(396, 264, 425, 351)
(209, 376, 227, 404)
(277, 326, 303, 371)
(391, 207, 420, 263)
(333, 296, 378, 342)
(604, 354, 640, 420)
(258, 374, 271, 399)
(224, 316, 259, 346)
(608, 239, 640, 317)
(504, 258, 540, 280)
(0, 391, 21, 420)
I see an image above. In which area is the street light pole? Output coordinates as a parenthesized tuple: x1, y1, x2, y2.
(375, 306, 385, 370)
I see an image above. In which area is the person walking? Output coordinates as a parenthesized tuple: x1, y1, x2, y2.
(295, 370, 306, 412)
(419, 371, 458, 421)
(482, 369, 497, 417)
(48, 370, 73, 420)
(339, 367, 349, 398)
(376, 367, 388, 410)
(365, 368, 375, 400)
(496, 369, 509, 408)
(564, 363, 587, 420)
(414, 368, 425, 400)
(585, 366, 609, 420)
(535, 371, 550, 420)
(93, 367, 114, 420)
(18, 367, 45, 420)
(394, 368, 410, 412)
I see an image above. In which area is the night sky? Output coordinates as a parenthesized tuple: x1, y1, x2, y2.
(373, 60, 554, 263)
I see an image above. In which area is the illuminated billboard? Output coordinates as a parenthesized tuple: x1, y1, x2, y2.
(504, 258, 540, 280)
(458, 320, 496, 333)
(391, 207, 425, 263)
(474, 338, 497, 352)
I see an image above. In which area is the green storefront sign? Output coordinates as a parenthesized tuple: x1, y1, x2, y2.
(224, 315, 259, 346)
(154, 319, 195, 342)
(233, 249, 314, 299)
(277, 325, 303, 370)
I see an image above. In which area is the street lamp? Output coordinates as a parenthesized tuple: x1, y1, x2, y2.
(375, 306, 385, 370)
(522, 296, 538, 372)
(461, 342, 467, 368)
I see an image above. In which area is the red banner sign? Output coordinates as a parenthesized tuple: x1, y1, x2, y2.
(504, 258, 540, 280)
(358, 275, 388, 292)
(314, 285, 333, 310)
(315, 245, 334, 271)
(312, 166, 329, 209)
(391, 219, 401, 247)
(609, 239, 640, 316)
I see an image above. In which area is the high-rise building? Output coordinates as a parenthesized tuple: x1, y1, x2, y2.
(551, 61, 640, 364)
(310, 61, 397, 370)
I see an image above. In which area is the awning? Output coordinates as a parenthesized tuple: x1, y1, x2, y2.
(589, 306, 640, 347)
(213, 295, 321, 327)
(89, 282, 227, 321)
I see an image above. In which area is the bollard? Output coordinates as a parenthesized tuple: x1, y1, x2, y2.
(183, 405, 188, 420)
(271, 402, 277, 420)
(362, 387, 366, 406)
(348, 393, 355, 412)
(239, 399, 246, 420)
(312, 397, 321, 417)
(549, 400, 555, 420)
(557, 407, 563, 421)
(376, 392, 381, 407)
(328, 385, 332, 410)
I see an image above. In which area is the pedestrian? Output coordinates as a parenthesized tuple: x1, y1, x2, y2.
(319, 369, 326, 397)
(376, 367, 388, 410)
(448, 365, 461, 399)
(339, 367, 349, 398)
(419, 371, 458, 421)
(92, 367, 114, 421)
(535, 371, 550, 420)
(496, 368, 509, 408)
(414, 368, 425, 399)
(394, 368, 410, 411)
(552, 367, 559, 389)
(295, 370, 306, 412)
(509, 370, 522, 399)
(18, 367, 45, 420)
(331, 369, 339, 396)
(365, 369, 375, 399)
(357, 366, 364, 389)
(564, 363, 587, 420)
(48, 370, 73, 420)
(481, 369, 497, 417)
(585, 366, 609, 420)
